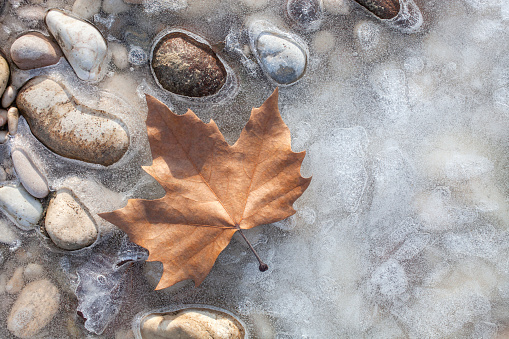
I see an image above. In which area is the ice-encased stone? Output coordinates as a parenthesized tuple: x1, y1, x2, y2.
(11, 149, 49, 199)
(0, 218, 20, 245)
(0, 184, 43, 230)
(249, 20, 308, 85)
(140, 309, 245, 339)
(16, 77, 129, 166)
(287, 0, 323, 31)
(45, 9, 108, 81)
(7, 279, 60, 338)
(10, 32, 63, 70)
(45, 189, 97, 250)
(151, 31, 227, 97)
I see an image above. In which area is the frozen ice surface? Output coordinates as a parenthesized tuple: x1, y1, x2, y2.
(0, 0, 509, 338)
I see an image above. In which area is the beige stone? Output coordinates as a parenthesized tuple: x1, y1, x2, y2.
(0, 55, 9, 98)
(2, 85, 17, 108)
(10, 32, 63, 70)
(11, 149, 48, 198)
(7, 279, 60, 338)
(141, 309, 245, 339)
(23, 263, 45, 281)
(6, 266, 24, 294)
(45, 189, 97, 250)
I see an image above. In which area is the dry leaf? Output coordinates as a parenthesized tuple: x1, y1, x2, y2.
(99, 89, 311, 290)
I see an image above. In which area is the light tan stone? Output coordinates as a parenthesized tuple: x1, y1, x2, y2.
(10, 32, 63, 70)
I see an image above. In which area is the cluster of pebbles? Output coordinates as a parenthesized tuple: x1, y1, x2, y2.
(0, 0, 425, 338)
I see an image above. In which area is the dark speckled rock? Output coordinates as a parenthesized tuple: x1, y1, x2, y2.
(151, 32, 227, 97)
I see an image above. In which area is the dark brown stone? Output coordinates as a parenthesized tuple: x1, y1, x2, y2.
(354, 0, 400, 20)
(151, 32, 227, 97)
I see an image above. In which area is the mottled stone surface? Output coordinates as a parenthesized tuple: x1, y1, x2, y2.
(141, 309, 245, 339)
(151, 32, 227, 97)
(354, 0, 400, 19)
(45, 189, 97, 250)
(16, 77, 129, 166)
(7, 280, 60, 338)
(10, 32, 62, 70)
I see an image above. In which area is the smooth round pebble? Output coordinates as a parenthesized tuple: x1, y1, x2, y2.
(71, 0, 101, 19)
(7, 107, 19, 135)
(23, 264, 45, 281)
(45, 9, 108, 81)
(0, 184, 43, 230)
(151, 31, 227, 97)
(45, 189, 97, 250)
(7, 279, 60, 338)
(5, 266, 24, 294)
(254, 31, 307, 85)
(16, 77, 129, 166)
(11, 149, 49, 199)
(2, 85, 17, 108)
(140, 309, 245, 339)
(0, 55, 9, 97)
(10, 32, 62, 70)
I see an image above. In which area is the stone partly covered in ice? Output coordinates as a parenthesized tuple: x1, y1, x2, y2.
(151, 31, 227, 97)
(249, 20, 308, 85)
(0, 54, 9, 97)
(353, 0, 422, 33)
(0, 184, 43, 231)
(10, 32, 63, 70)
(16, 77, 129, 166)
(45, 189, 97, 250)
(287, 0, 323, 32)
(7, 279, 60, 338)
(45, 9, 108, 81)
(140, 308, 246, 339)
(11, 149, 49, 199)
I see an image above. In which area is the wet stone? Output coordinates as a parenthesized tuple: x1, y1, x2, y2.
(151, 32, 227, 97)
(354, 0, 400, 20)
(7, 279, 60, 338)
(10, 32, 63, 70)
(16, 77, 129, 166)
(254, 32, 307, 85)
(45, 189, 98, 250)
(140, 309, 245, 339)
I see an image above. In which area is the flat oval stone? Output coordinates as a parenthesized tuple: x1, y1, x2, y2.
(45, 9, 107, 81)
(141, 308, 245, 339)
(0, 55, 9, 97)
(45, 189, 97, 250)
(7, 279, 60, 338)
(16, 77, 129, 166)
(254, 30, 307, 85)
(11, 149, 49, 199)
(0, 184, 43, 230)
(10, 32, 63, 70)
(151, 32, 227, 97)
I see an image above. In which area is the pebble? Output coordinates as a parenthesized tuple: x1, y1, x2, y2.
(0, 131, 7, 143)
(251, 27, 307, 85)
(110, 42, 129, 69)
(322, 0, 350, 14)
(0, 108, 6, 125)
(151, 31, 227, 97)
(0, 218, 20, 245)
(355, 0, 400, 19)
(287, 0, 323, 31)
(0, 184, 43, 230)
(45, 9, 108, 81)
(5, 266, 24, 294)
(0, 54, 9, 97)
(45, 189, 97, 250)
(10, 32, 63, 70)
(23, 263, 45, 281)
(140, 309, 245, 339)
(16, 77, 129, 166)
(102, 0, 130, 14)
(2, 85, 17, 108)
(7, 107, 19, 135)
(11, 149, 49, 199)
(7, 279, 60, 338)
(312, 30, 336, 54)
(72, 0, 101, 20)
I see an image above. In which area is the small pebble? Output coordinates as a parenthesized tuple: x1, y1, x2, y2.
(5, 266, 24, 294)
(0, 108, 7, 125)
(0, 218, 20, 245)
(0, 184, 43, 230)
(10, 32, 62, 70)
(23, 263, 45, 281)
(312, 30, 336, 54)
(11, 149, 49, 198)
(0, 131, 8, 143)
(7, 107, 19, 135)
(287, 0, 323, 31)
(102, 0, 130, 14)
(72, 0, 101, 19)
(0, 55, 9, 97)
(2, 86, 17, 108)
(110, 42, 129, 70)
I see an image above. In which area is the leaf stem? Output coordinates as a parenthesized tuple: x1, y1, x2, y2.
(236, 226, 268, 272)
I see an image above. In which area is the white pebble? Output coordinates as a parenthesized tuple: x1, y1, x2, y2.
(7, 107, 19, 136)
(5, 266, 24, 294)
(0, 184, 43, 230)
(72, 0, 101, 19)
(0, 218, 21, 245)
(2, 86, 16, 108)
(11, 149, 49, 199)
(110, 42, 129, 70)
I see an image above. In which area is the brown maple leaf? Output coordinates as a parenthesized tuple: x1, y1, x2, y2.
(99, 89, 311, 290)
